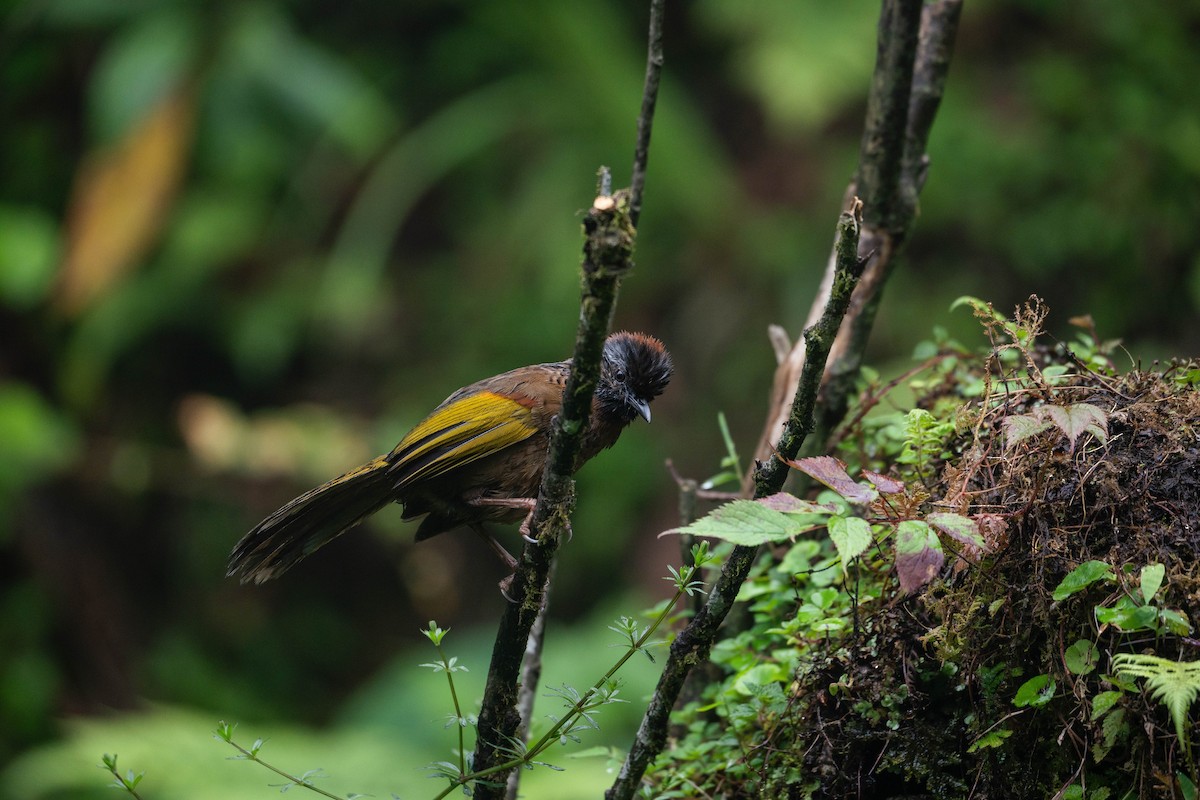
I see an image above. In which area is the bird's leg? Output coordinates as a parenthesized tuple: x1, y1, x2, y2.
(467, 522, 519, 572)
(468, 496, 540, 543)
(468, 522, 520, 601)
(468, 496, 574, 545)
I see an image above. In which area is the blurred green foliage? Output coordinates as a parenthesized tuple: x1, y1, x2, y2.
(2, 0, 1199, 796)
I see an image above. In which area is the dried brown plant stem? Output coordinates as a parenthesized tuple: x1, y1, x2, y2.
(752, 0, 963, 469)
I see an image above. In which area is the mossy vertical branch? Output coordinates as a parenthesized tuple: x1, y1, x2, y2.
(607, 201, 864, 800)
(470, 189, 637, 798)
(474, 0, 668, 789)
(754, 202, 866, 496)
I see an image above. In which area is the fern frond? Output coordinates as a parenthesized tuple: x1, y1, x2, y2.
(1113, 653, 1200, 757)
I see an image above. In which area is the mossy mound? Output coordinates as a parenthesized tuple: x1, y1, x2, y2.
(797, 362, 1200, 799)
(649, 304, 1200, 799)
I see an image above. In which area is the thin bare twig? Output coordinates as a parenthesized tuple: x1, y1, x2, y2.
(629, 0, 666, 228)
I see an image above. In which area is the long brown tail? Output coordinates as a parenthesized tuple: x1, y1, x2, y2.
(228, 456, 393, 584)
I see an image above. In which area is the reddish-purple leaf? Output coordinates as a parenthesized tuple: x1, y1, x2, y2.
(862, 470, 905, 495)
(895, 520, 944, 594)
(926, 512, 985, 549)
(756, 492, 835, 514)
(784, 455, 877, 504)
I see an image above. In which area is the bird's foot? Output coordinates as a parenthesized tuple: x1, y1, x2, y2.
(519, 513, 572, 544)
(499, 572, 517, 603)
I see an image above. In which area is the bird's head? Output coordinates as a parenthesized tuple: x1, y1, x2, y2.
(597, 331, 673, 424)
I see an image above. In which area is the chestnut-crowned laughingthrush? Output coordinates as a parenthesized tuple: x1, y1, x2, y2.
(227, 332, 672, 584)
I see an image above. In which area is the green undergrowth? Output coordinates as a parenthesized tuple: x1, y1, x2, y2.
(646, 298, 1200, 800)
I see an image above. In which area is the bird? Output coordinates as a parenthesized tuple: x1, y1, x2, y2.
(227, 331, 673, 585)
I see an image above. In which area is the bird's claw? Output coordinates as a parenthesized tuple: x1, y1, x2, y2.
(499, 573, 516, 603)
(519, 518, 572, 545)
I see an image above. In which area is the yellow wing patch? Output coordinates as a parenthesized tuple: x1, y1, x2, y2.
(387, 391, 539, 486)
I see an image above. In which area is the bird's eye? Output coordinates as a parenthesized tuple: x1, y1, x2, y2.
(615, 370, 626, 382)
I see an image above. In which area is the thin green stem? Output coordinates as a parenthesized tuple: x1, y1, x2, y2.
(430, 566, 698, 800)
(433, 641, 468, 777)
(221, 731, 344, 800)
(526, 587, 685, 761)
(100, 756, 145, 800)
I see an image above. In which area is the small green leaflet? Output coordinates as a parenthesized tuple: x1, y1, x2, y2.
(1093, 708, 1127, 763)
(1003, 403, 1108, 453)
(1041, 403, 1108, 452)
(665, 499, 829, 546)
(828, 515, 872, 574)
(1095, 597, 1159, 632)
(1013, 674, 1056, 708)
(1051, 560, 1115, 601)
(1160, 608, 1193, 636)
(1090, 690, 1122, 721)
(895, 520, 944, 594)
(1064, 639, 1099, 675)
(1180, 772, 1198, 800)
(966, 728, 1012, 753)
(1141, 562, 1166, 603)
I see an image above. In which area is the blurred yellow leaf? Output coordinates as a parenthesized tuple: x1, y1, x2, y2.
(177, 394, 374, 479)
(54, 84, 195, 315)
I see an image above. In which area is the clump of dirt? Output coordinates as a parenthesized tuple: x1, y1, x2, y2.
(798, 358, 1200, 799)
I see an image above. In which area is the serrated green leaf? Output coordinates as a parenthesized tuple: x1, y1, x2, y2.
(1001, 413, 1052, 449)
(1041, 403, 1109, 452)
(1091, 690, 1122, 721)
(1092, 706, 1127, 763)
(1101, 708, 1127, 752)
(1052, 560, 1115, 601)
(828, 515, 872, 574)
(666, 500, 812, 545)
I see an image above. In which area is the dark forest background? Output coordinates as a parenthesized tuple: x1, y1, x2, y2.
(2, 1, 1199, 797)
